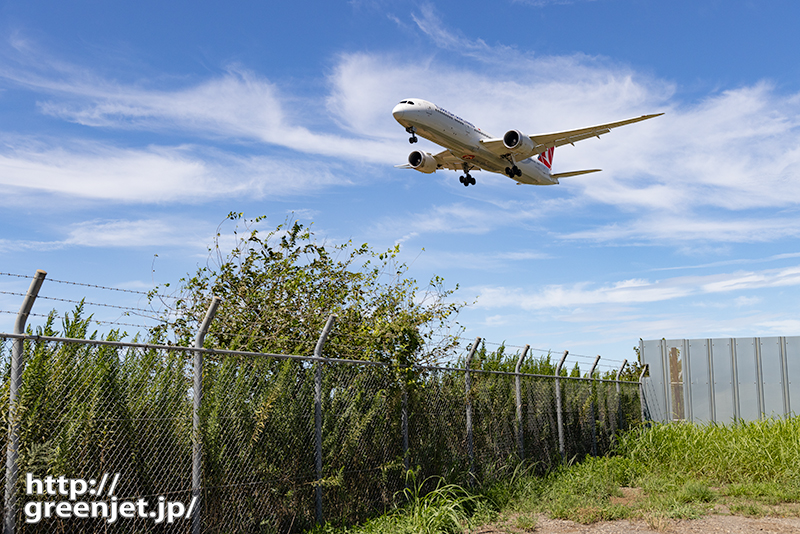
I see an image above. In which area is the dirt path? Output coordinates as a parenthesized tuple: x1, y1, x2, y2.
(473, 513, 800, 533)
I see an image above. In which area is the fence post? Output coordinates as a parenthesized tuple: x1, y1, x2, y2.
(514, 345, 529, 460)
(192, 295, 221, 534)
(314, 315, 337, 526)
(614, 359, 628, 436)
(589, 355, 601, 457)
(464, 337, 481, 480)
(402, 383, 409, 473)
(554, 350, 568, 462)
(4, 269, 46, 534)
(639, 363, 650, 423)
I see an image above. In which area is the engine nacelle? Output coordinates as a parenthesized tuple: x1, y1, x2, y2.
(503, 129, 536, 158)
(408, 150, 438, 173)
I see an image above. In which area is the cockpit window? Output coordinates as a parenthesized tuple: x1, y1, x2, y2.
(398, 100, 415, 105)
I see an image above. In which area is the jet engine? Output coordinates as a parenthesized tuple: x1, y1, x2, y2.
(408, 150, 438, 173)
(503, 130, 536, 158)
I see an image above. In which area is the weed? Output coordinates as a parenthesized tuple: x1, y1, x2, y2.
(512, 513, 537, 531)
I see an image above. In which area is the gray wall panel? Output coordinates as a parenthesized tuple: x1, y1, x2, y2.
(785, 337, 798, 415)
(642, 339, 667, 422)
(665, 340, 687, 421)
(760, 337, 785, 418)
(643, 335, 800, 423)
(735, 338, 759, 421)
(688, 339, 712, 422)
(711, 339, 735, 422)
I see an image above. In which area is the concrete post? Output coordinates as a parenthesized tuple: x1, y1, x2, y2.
(192, 295, 222, 534)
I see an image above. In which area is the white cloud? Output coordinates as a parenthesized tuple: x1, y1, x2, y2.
(0, 137, 347, 202)
(471, 263, 800, 310)
(561, 213, 800, 243)
(3, 15, 800, 247)
(64, 218, 211, 248)
(0, 217, 216, 251)
(3, 59, 398, 163)
(407, 248, 552, 272)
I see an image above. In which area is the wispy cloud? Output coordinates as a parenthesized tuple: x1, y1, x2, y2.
(1, 51, 398, 162)
(0, 217, 216, 251)
(561, 213, 800, 244)
(4, 16, 800, 247)
(0, 136, 348, 202)
(471, 264, 800, 310)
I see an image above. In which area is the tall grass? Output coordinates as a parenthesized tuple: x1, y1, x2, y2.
(616, 418, 800, 484)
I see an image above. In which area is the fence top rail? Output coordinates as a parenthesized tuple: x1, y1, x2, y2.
(0, 333, 637, 384)
(419, 363, 634, 384)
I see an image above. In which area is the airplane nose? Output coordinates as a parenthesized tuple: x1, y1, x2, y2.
(392, 103, 406, 122)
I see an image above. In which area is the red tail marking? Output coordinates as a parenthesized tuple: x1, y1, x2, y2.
(538, 147, 554, 169)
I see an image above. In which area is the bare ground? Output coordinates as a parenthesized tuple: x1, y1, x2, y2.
(472, 513, 800, 534)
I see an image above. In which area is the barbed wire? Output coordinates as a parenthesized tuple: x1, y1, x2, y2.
(0, 310, 51, 318)
(0, 308, 631, 367)
(0, 271, 175, 299)
(0, 309, 162, 330)
(437, 332, 628, 364)
(0, 290, 159, 315)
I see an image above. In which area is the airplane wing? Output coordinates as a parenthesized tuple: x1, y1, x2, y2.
(551, 169, 602, 179)
(480, 113, 663, 157)
(394, 149, 470, 171)
(430, 150, 467, 171)
(529, 114, 663, 152)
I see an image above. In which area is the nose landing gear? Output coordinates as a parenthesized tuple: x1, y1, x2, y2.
(406, 126, 418, 144)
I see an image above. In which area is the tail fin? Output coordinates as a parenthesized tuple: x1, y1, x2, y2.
(537, 146, 554, 169)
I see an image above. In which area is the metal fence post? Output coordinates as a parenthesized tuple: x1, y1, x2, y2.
(464, 337, 481, 480)
(514, 345, 529, 460)
(639, 363, 650, 423)
(589, 355, 601, 457)
(554, 350, 568, 462)
(4, 270, 46, 534)
(192, 296, 221, 534)
(615, 359, 628, 436)
(314, 315, 337, 526)
(402, 384, 409, 473)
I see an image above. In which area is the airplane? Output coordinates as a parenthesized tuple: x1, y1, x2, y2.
(392, 98, 662, 187)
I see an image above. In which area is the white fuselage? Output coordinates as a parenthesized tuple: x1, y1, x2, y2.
(392, 99, 558, 185)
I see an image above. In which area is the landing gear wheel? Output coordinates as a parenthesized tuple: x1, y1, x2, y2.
(513, 165, 522, 177)
(459, 175, 465, 184)
(505, 167, 513, 178)
(469, 176, 476, 185)
(408, 136, 418, 144)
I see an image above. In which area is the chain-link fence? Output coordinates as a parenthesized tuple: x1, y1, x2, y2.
(1, 334, 642, 533)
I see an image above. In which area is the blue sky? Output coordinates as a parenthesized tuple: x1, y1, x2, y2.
(2, 0, 800, 372)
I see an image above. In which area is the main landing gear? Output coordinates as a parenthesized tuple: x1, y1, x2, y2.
(459, 162, 476, 186)
(459, 174, 476, 186)
(505, 165, 522, 178)
(406, 126, 418, 144)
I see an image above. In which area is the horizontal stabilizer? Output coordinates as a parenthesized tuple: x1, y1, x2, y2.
(551, 169, 602, 179)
